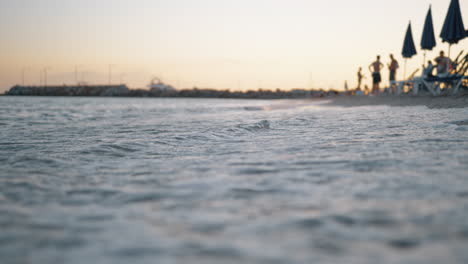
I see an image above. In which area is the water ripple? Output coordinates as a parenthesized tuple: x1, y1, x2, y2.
(0, 97, 467, 264)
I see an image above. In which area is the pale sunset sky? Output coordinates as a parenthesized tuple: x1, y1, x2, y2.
(0, 0, 466, 92)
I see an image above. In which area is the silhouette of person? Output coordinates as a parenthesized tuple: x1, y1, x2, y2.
(369, 56, 384, 94)
(435, 51, 451, 76)
(357, 67, 364, 90)
(388, 54, 399, 93)
(423, 60, 435, 78)
(388, 54, 399, 82)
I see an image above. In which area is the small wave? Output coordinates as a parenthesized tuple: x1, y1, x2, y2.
(183, 243, 243, 258)
(388, 238, 420, 249)
(191, 222, 226, 234)
(27, 222, 65, 231)
(66, 188, 120, 198)
(292, 218, 323, 229)
(449, 119, 468, 126)
(119, 192, 165, 204)
(230, 161, 276, 166)
(236, 120, 271, 132)
(294, 160, 349, 166)
(243, 106, 264, 111)
(236, 168, 280, 175)
(10, 155, 63, 168)
(112, 247, 163, 257)
(229, 187, 280, 198)
(352, 159, 401, 173)
(357, 210, 399, 227)
(409, 138, 465, 143)
(331, 215, 356, 226)
(100, 143, 138, 153)
(458, 229, 468, 239)
(63, 188, 120, 206)
(78, 214, 115, 222)
(1, 181, 52, 205)
(314, 239, 344, 254)
(386, 133, 404, 137)
(80, 143, 140, 157)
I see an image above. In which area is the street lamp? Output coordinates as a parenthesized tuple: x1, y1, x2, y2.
(119, 73, 126, 84)
(75, 65, 83, 84)
(43, 67, 51, 87)
(108, 64, 116, 85)
(21, 67, 29, 86)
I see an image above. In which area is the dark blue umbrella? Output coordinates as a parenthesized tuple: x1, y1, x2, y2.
(402, 22, 417, 58)
(402, 22, 417, 78)
(421, 5, 436, 51)
(421, 5, 436, 68)
(440, 0, 466, 55)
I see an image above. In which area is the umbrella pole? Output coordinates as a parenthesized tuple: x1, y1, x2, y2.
(423, 51, 427, 71)
(404, 59, 407, 80)
(448, 44, 451, 58)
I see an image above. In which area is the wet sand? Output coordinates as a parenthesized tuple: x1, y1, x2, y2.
(327, 93, 468, 109)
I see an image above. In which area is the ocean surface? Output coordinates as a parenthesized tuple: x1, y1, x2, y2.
(1, 96, 468, 264)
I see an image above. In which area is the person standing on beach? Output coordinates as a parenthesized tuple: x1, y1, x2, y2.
(369, 56, 384, 94)
(388, 54, 399, 93)
(357, 67, 365, 90)
(388, 54, 399, 81)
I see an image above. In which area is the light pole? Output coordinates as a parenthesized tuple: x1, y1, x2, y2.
(119, 73, 126, 84)
(108, 64, 116, 85)
(75, 65, 82, 84)
(39, 70, 43, 86)
(43, 67, 51, 87)
(21, 67, 29, 86)
(309, 72, 313, 89)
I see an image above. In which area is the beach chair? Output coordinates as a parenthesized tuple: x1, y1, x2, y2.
(420, 75, 466, 95)
(390, 69, 420, 95)
(410, 53, 468, 96)
(419, 54, 468, 95)
(412, 75, 439, 96)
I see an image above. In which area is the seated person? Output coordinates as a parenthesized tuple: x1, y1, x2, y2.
(355, 87, 364, 96)
(435, 51, 452, 76)
(423, 60, 435, 78)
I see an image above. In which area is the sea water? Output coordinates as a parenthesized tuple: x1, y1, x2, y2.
(0, 96, 468, 264)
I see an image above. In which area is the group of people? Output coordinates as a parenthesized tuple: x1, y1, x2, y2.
(355, 51, 453, 95)
(355, 54, 399, 95)
(423, 51, 452, 78)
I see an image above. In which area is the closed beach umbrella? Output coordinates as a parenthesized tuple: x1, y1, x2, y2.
(421, 5, 436, 64)
(402, 22, 417, 78)
(440, 0, 466, 55)
(403, 22, 417, 58)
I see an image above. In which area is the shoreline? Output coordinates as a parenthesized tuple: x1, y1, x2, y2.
(2, 85, 337, 99)
(326, 93, 468, 109)
(3, 86, 468, 109)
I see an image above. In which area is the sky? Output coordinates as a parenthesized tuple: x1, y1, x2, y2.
(0, 0, 466, 92)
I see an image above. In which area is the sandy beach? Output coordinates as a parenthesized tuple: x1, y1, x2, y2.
(328, 92, 468, 109)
